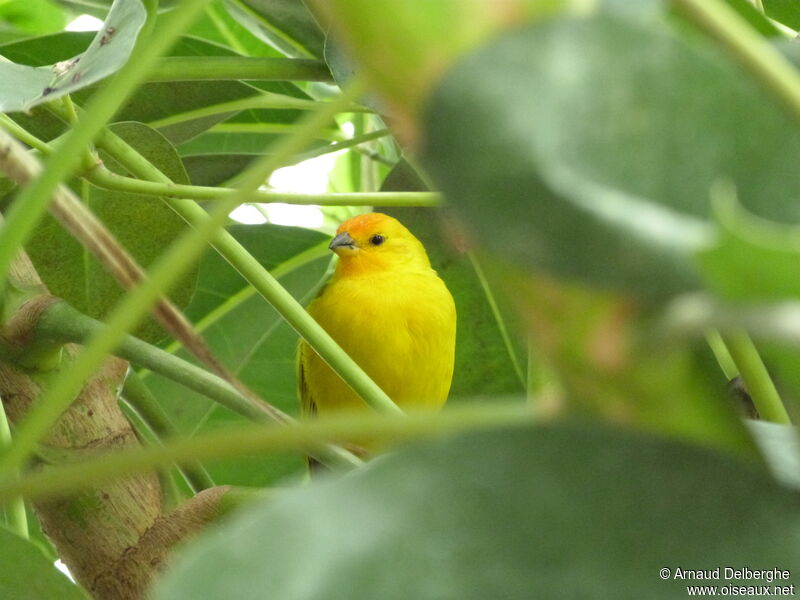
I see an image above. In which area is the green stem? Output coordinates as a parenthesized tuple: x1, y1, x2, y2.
(0, 403, 533, 504)
(121, 371, 215, 493)
(93, 117, 404, 416)
(156, 240, 331, 361)
(293, 128, 391, 163)
(0, 398, 27, 538)
(723, 330, 791, 423)
(37, 302, 287, 425)
(147, 57, 332, 82)
(146, 93, 369, 129)
(0, 115, 50, 154)
(467, 253, 525, 388)
(0, 0, 214, 297)
(35, 302, 358, 469)
(88, 166, 439, 206)
(208, 122, 342, 138)
(0, 87, 371, 476)
(705, 329, 739, 380)
(674, 0, 800, 122)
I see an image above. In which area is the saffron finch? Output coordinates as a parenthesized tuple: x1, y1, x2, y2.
(299, 213, 457, 426)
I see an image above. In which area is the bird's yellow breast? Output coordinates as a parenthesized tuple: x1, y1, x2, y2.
(301, 268, 456, 415)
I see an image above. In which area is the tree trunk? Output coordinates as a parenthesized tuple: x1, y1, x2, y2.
(0, 251, 227, 598)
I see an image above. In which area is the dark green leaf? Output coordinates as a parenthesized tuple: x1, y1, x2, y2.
(0, 0, 147, 112)
(182, 154, 258, 186)
(155, 422, 800, 599)
(144, 223, 330, 486)
(24, 122, 196, 344)
(422, 13, 800, 300)
(379, 161, 526, 398)
(0, 527, 88, 599)
(763, 0, 800, 30)
(0, 32, 94, 66)
(224, 0, 325, 58)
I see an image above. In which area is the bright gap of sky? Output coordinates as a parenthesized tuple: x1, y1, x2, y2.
(65, 14, 103, 31)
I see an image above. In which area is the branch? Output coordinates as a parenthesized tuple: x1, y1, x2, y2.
(34, 301, 361, 470)
(0, 119, 291, 430)
(0, 403, 534, 504)
(147, 56, 333, 82)
(89, 166, 441, 206)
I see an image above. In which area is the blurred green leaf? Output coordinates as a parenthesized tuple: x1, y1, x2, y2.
(0, 0, 68, 35)
(422, 12, 800, 300)
(23, 122, 196, 344)
(144, 223, 330, 486)
(379, 161, 526, 398)
(224, 0, 325, 58)
(0, 0, 146, 112)
(155, 422, 800, 599)
(763, 0, 800, 30)
(697, 196, 800, 301)
(0, 527, 88, 599)
(319, 0, 580, 128)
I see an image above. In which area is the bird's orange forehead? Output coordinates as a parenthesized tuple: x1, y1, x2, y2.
(336, 212, 394, 237)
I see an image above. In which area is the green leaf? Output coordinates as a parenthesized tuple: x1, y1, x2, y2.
(224, 0, 325, 58)
(379, 161, 526, 397)
(723, 0, 781, 36)
(320, 0, 580, 123)
(421, 12, 800, 300)
(154, 422, 800, 599)
(0, 0, 147, 112)
(181, 154, 257, 186)
(696, 195, 800, 301)
(144, 223, 330, 486)
(23, 122, 196, 344)
(0, 527, 88, 599)
(763, 0, 800, 30)
(0, 0, 68, 35)
(186, 0, 284, 58)
(0, 32, 95, 66)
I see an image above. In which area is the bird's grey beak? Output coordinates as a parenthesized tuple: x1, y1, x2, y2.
(329, 231, 357, 253)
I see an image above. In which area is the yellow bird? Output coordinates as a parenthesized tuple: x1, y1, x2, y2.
(299, 212, 457, 429)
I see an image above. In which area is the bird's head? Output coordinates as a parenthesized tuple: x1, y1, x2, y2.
(329, 212, 431, 275)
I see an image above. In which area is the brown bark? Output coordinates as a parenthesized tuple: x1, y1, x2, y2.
(0, 251, 229, 599)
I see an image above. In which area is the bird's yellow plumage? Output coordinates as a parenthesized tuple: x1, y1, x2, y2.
(299, 213, 456, 421)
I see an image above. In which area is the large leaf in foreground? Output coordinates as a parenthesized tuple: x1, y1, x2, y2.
(144, 223, 330, 486)
(422, 12, 800, 299)
(0, 528, 88, 599)
(155, 422, 800, 599)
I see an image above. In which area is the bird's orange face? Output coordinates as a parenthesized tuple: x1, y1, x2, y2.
(329, 212, 430, 275)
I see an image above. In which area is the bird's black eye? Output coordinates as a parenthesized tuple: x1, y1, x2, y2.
(370, 234, 385, 246)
